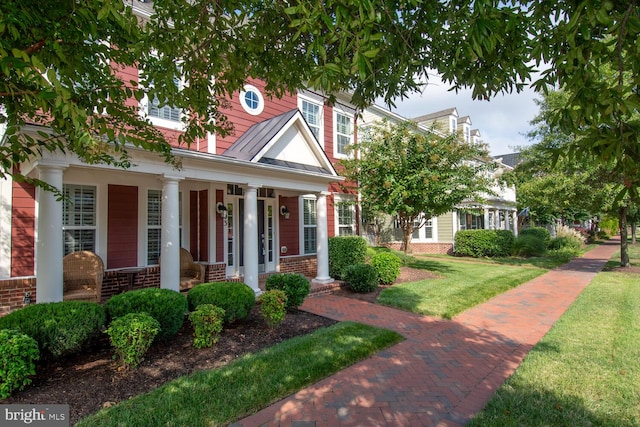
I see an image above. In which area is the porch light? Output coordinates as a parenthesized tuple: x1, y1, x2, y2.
(216, 202, 228, 219)
(280, 205, 290, 219)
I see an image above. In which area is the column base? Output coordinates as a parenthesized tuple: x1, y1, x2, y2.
(312, 276, 334, 285)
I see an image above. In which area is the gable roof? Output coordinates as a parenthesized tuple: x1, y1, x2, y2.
(222, 109, 338, 176)
(493, 152, 521, 168)
(412, 107, 458, 123)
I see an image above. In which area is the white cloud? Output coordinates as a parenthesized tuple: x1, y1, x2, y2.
(384, 74, 541, 156)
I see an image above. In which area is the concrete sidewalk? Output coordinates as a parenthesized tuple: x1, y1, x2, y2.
(236, 238, 620, 427)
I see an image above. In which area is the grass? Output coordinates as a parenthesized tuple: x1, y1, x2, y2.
(469, 244, 640, 426)
(77, 322, 403, 427)
(377, 257, 546, 319)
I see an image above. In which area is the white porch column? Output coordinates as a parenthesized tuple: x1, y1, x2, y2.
(512, 210, 519, 236)
(36, 163, 67, 303)
(243, 184, 261, 294)
(483, 208, 490, 230)
(160, 175, 183, 292)
(313, 191, 333, 285)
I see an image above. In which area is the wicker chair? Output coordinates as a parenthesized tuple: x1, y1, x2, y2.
(63, 251, 104, 303)
(178, 248, 206, 291)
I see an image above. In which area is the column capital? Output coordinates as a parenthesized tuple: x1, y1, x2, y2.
(33, 160, 69, 172)
(243, 182, 263, 190)
(317, 191, 332, 197)
(160, 174, 184, 183)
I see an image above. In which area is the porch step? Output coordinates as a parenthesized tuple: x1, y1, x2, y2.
(309, 281, 343, 296)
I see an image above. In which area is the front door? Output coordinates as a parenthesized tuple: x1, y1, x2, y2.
(239, 199, 267, 273)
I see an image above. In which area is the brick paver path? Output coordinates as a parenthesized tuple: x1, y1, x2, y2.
(236, 238, 620, 427)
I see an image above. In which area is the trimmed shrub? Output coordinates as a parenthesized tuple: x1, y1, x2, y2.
(187, 282, 255, 323)
(106, 312, 160, 369)
(343, 263, 379, 293)
(0, 301, 106, 360)
(328, 236, 367, 279)
(454, 229, 515, 258)
(258, 290, 287, 329)
(264, 273, 310, 310)
(370, 252, 402, 285)
(0, 329, 40, 399)
(188, 304, 225, 349)
(519, 227, 551, 247)
(104, 288, 187, 341)
(512, 234, 547, 257)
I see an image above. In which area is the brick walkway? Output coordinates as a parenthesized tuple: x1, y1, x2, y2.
(235, 238, 620, 427)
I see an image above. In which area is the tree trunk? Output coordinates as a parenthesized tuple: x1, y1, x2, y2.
(402, 225, 413, 255)
(619, 206, 630, 267)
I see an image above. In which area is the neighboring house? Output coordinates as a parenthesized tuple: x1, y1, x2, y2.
(359, 106, 518, 254)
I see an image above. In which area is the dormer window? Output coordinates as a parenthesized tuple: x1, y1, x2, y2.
(450, 117, 457, 133)
(464, 125, 471, 143)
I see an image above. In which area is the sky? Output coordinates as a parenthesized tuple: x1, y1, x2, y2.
(383, 73, 541, 156)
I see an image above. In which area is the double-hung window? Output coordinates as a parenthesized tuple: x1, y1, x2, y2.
(147, 189, 182, 264)
(148, 77, 182, 122)
(334, 112, 353, 157)
(147, 190, 162, 264)
(63, 184, 97, 255)
(302, 198, 317, 254)
(301, 98, 322, 141)
(336, 200, 355, 236)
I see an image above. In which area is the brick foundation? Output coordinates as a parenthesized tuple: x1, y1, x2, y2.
(1, 258, 321, 315)
(280, 255, 317, 277)
(385, 242, 453, 255)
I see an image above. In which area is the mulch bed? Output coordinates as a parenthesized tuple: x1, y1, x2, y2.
(2, 266, 438, 425)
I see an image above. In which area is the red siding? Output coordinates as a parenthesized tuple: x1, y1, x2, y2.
(189, 190, 209, 261)
(279, 196, 299, 256)
(199, 190, 209, 261)
(216, 79, 298, 154)
(11, 179, 35, 277)
(107, 185, 138, 268)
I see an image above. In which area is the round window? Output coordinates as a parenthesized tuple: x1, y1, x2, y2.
(239, 85, 264, 115)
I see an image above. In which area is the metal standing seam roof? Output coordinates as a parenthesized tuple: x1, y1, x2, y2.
(222, 109, 335, 176)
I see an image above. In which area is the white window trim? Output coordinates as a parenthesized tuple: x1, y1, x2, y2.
(239, 84, 265, 116)
(334, 194, 356, 236)
(298, 93, 324, 147)
(411, 215, 438, 242)
(300, 195, 317, 255)
(333, 108, 354, 159)
(138, 68, 187, 131)
(62, 183, 98, 255)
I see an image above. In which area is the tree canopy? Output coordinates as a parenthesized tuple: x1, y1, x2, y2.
(340, 120, 495, 253)
(512, 88, 637, 266)
(1, 1, 639, 193)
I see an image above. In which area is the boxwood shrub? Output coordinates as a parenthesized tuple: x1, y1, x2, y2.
(264, 273, 310, 310)
(343, 263, 379, 293)
(328, 236, 367, 279)
(0, 329, 40, 399)
(454, 229, 514, 258)
(0, 301, 106, 360)
(104, 288, 187, 341)
(370, 252, 402, 285)
(188, 304, 225, 349)
(106, 312, 160, 369)
(187, 282, 255, 324)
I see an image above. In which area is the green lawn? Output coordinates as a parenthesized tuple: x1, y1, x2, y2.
(77, 322, 402, 427)
(377, 257, 546, 319)
(469, 245, 640, 426)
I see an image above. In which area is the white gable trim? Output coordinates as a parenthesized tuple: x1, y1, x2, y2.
(250, 110, 337, 176)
